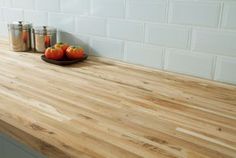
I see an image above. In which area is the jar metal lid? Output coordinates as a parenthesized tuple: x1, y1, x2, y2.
(33, 26, 57, 35)
(8, 21, 32, 30)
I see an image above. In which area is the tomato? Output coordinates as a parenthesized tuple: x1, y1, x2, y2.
(45, 47, 64, 60)
(66, 46, 84, 60)
(54, 42, 69, 53)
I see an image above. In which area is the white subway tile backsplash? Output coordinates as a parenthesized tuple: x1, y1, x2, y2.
(76, 17, 106, 36)
(0, 0, 5, 6)
(90, 37, 124, 60)
(0, 8, 2, 21)
(35, 0, 60, 12)
(170, 1, 220, 27)
(5, 1, 11, 7)
(92, 0, 125, 18)
(60, 0, 90, 15)
(0, 0, 236, 85)
(24, 10, 47, 26)
(76, 35, 90, 53)
(11, 0, 35, 9)
(0, 21, 7, 37)
(146, 24, 189, 49)
(0, 0, 11, 7)
(57, 31, 78, 45)
(125, 42, 163, 69)
(165, 49, 214, 79)
(57, 32, 90, 53)
(126, 0, 166, 22)
(192, 29, 236, 56)
(108, 19, 144, 42)
(49, 13, 75, 33)
(222, 3, 236, 29)
(215, 56, 236, 85)
(2, 8, 23, 22)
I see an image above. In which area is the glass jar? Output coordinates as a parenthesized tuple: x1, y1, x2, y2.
(32, 26, 57, 53)
(8, 21, 32, 52)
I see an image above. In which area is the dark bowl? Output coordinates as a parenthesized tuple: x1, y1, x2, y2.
(41, 54, 88, 66)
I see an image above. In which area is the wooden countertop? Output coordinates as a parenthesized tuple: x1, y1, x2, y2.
(0, 39, 236, 158)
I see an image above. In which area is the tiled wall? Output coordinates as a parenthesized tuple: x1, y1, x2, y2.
(0, 0, 236, 85)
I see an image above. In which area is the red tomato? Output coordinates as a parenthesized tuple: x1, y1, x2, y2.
(66, 46, 84, 60)
(45, 47, 64, 60)
(54, 42, 70, 53)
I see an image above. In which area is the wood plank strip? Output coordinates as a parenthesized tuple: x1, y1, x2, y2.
(176, 128, 235, 151)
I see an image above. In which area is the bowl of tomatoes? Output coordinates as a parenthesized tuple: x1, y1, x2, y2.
(41, 43, 88, 65)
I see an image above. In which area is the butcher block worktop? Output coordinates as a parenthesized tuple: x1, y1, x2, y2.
(0, 39, 236, 158)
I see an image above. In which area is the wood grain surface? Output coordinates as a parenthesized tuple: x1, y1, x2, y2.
(0, 39, 236, 158)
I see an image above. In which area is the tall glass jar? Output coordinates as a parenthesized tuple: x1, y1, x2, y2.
(8, 21, 32, 52)
(32, 26, 57, 53)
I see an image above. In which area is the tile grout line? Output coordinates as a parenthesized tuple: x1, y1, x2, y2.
(162, 48, 167, 70)
(166, 0, 171, 24)
(188, 27, 193, 51)
(124, 0, 127, 19)
(218, 2, 224, 29)
(211, 56, 218, 81)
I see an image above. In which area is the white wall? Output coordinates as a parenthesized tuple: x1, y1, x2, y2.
(0, 0, 236, 85)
